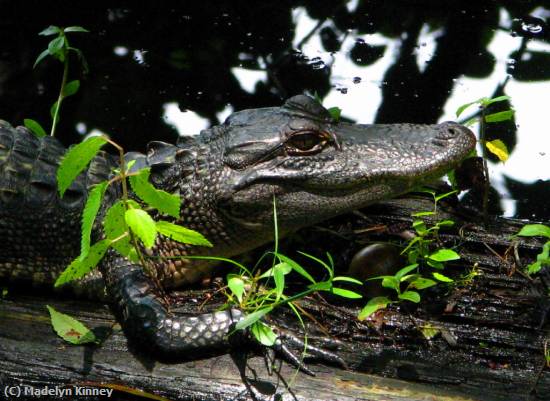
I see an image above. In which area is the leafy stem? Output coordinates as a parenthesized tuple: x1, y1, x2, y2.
(50, 33, 69, 137)
(455, 95, 514, 227)
(104, 138, 153, 280)
(27, 25, 88, 139)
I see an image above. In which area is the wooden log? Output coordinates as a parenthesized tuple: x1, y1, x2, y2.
(1, 196, 549, 401)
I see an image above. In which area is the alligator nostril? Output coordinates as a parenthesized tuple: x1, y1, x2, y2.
(435, 124, 462, 141)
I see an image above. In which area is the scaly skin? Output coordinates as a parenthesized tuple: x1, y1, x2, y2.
(0, 95, 476, 356)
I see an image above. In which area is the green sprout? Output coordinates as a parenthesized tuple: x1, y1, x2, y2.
(359, 190, 459, 320)
(25, 25, 89, 138)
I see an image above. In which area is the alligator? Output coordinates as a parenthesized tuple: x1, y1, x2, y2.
(0, 95, 476, 362)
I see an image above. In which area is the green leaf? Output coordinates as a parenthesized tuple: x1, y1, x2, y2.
(358, 297, 391, 320)
(259, 262, 292, 279)
(125, 159, 137, 173)
(428, 249, 460, 262)
(48, 36, 65, 56)
(526, 261, 542, 275)
(402, 236, 422, 256)
(327, 106, 342, 122)
(455, 99, 482, 118)
(156, 220, 212, 247)
(273, 263, 286, 300)
(308, 281, 332, 292)
(250, 321, 277, 346)
(396, 264, 419, 281)
(400, 274, 421, 283)
(539, 243, 550, 261)
(398, 290, 421, 303)
(381, 276, 400, 291)
(23, 119, 47, 137)
(409, 277, 437, 289)
(103, 200, 132, 257)
(436, 220, 455, 228)
(125, 208, 157, 249)
(481, 95, 510, 106)
(297, 251, 334, 278)
(63, 80, 80, 97)
(516, 224, 550, 239)
(277, 253, 315, 284)
(411, 211, 435, 217)
(81, 182, 108, 258)
(331, 287, 363, 299)
(484, 110, 514, 123)
(408, 249, 419, 264)
(69, 47, 90, 74)
(434, 190, 458, 203)
(527, 243, 550, 274)
(64, 26, 89, 33)
(54, 239, 110, 287)
(427, 260, 444, 269)
(33, 49, 50, 68)
(227, 274, 245, 303)
(433, 272, 454, 282)
(420, 325, 440, 339)
(47, 305, 97, 345)
(50, 100, 59, 120)
(412, 220, 427, 235)
(57, 136, 107, 197)
(332, 276, 363, 285)
(485, 139, 509, 162)
(235, 307, 273, 331)
(129, 168, 180, 218)
(39, 26, 62, 36)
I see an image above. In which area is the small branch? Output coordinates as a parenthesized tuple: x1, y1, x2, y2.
(104, 138, 154, 281)
(479, 106, 490, 228)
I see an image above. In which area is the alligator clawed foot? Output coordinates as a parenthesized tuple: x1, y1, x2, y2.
(264, 328, 347, 376)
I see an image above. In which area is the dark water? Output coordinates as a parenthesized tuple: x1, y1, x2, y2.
(0, 1, 548, 220)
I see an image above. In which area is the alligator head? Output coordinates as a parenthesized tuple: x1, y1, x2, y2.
(137, 94, 476, 286)
(212, 95, 475, 234)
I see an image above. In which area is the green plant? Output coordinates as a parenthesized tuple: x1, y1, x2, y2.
(184, 198, 363, 347)
(358, 189, 459, 320)
(18, 24, 207, 285)
(53, 135, 210, 288)
(515, 224, 550, 275)
(25, 25, 89, 138)
(455, 95, 515, 225)
(455, 262, 482, 287)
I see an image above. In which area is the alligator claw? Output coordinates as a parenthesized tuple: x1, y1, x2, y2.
(262, 328, 347, 375)
(271, 336, 315, 376)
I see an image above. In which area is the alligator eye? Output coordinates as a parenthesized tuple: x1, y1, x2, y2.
(285, 131, 328, 155)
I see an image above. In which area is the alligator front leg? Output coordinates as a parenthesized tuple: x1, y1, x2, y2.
(101, 250, 345, 372)
(101, 250, 244, 355)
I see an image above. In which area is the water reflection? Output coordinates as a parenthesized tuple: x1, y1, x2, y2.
(0, 2, 548, 219)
